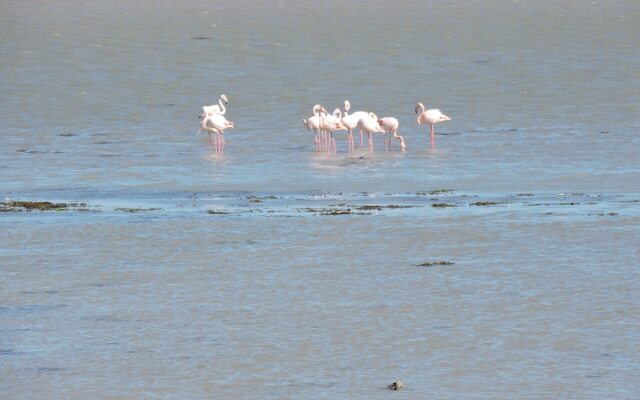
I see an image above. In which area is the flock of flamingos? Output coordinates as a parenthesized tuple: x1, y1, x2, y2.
(197, 94, 451, 153)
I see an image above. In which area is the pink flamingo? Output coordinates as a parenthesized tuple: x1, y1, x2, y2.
(342, 100, 370, 148)
(303, 104, 328, 151)
(356, 112, 385, 150)
(198, 113, 235, 153)
(200, 94, 229, 118)
(320, 108, 347, 154)
(378, 117, 405, 152)
(415, 102, 451, 147)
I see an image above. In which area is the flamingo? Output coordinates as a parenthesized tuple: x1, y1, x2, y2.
(342, 100, 371, 148)
(356, 112, 385, 150)
(415, 102, 451, 146)
(303, 104, 327, 151)
(200, 94, 229, 119)
(320, 108, 347, 153)
(378, 117, 405, 152)
(198, 113, 235, 153)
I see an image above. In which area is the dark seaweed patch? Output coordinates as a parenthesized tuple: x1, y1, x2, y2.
(114, 207, 161, 213)
(320, 209, 352, 216)
(432, 203, 457, 208)
(416, 189, 453, 195)
(355, 205, 383, 211)
(414, 261, 455, 267)
(470, 201, 502, 206)
(1, 201, 68, 211)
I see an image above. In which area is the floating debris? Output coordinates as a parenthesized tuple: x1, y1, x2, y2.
(355, 205, 383, 211)
(387, 380, 404, 390)
(114, 207, 161, 213)
(415, 261, 455, 267)
(470, 201, 501, 206)
(320, 209, 352, 216)
(432, 203, 457, 208)
(417, 189, 454, 196)
(207, 210, 230, 215)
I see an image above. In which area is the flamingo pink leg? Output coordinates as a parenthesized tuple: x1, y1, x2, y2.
(332, 133, 336, 154)
(430, 124, 435, 147)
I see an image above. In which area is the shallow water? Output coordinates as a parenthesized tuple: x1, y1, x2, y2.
(1, 1, 639, 399)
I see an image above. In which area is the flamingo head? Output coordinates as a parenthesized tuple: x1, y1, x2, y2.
(344, 100, 351, 113)
(198, 111, 206, 120)
(220, 94, 228, 104)
(415, 102, 425, 114)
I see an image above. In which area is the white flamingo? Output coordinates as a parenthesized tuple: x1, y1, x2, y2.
(198, 113, 235, 153)
(356, 112, 385, 150)
(200, 94, 229, 119)
(342, 100, 371, 148)
(303, 104, 327, 151)
(415, 102, 451, 146)
(378, 117, 405, 152)
(320, 108, 347, 154)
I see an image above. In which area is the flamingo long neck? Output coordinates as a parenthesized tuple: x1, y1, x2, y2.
(218, 97, 226, 115)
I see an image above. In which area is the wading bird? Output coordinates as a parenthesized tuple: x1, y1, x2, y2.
(198, 113, 235, 153)
(415, 102, 450, 147)
(378, 117, 405, 152)
(200, 94, 229, 118)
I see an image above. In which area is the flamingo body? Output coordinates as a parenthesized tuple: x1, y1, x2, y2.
(199, 113, 235, 152)
(200, 94, 229, 119)
(343, 100, 371, 147)
(378, 117, 405, 152)
(415, 102, 450, 146)
(357, 112, 384, 150)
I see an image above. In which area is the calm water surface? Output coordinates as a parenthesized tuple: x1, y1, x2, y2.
(1, 1, 639, 398)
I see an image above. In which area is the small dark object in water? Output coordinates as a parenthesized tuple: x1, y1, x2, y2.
(387, 380, 404, 390)
(432, 203, 457, 208)
(355, 205, 383, 211)
(191, 36, 213, 40)
(320, 209, 352, 215)
(470, 201, 501, 206)
(207, 210, 229, 215)
(415, 261, 454, 267)
(114, 207, 160, 213)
